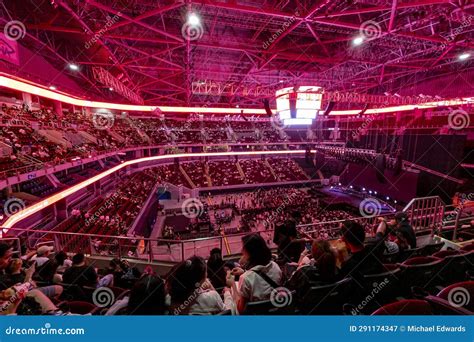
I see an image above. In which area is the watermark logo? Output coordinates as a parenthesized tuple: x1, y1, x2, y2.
(359, 198, 382, 218)
(4, 20, 26, 41)
(262, 11, 299, 50)
(181, 197, 204, 219)
(351, 278, 389, 315)
(92, 287, 115, 307)
(3, 198, 26, 217)
(447, 286, 470, 308)
(270, 287, 293, 308)
(181, 22, 204, 41)
(359, 20, 382, 40)
(92, 112, 115, 130)
(84, 14, 121, 49)
(448, 109, 470, 130)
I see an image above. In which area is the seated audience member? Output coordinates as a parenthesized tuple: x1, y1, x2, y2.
(1, 258, 26, 288)
(287, 240, 338, 298)
(391, 212, 417, 249)
(338, 221, 384, 281)
(54, 251, 72, 275)
(33, 246, 54, 267)
(227, 233, 282, 313)
(0, 244, 61, 313)
(206, 248, 226, 290)
(107, 259, 141, 289)
(168, 256, 231, 315)
(274, 220, 304, 263)
(373, 217, 399, 255)
(106, 274, 167, 316)
(33, 257, 59, 284)
(62, 253, 98, 287)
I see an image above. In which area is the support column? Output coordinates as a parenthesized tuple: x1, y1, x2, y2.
(53, 101, 63, 117)
(22, 92, 32, 107)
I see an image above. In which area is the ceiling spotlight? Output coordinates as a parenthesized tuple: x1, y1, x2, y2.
(459, 53, 471, 61)
(279, 80, 284, 83)
(353, 36, 364, 46)
(49, 86, 56, 90)
(235, 105, 239, 108)
(188, 13, 200, 26)
(69, 64, 79, 71)
(109, 87, 114, 91)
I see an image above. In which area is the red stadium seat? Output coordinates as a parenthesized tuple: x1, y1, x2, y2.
(371, 299, 433, 315)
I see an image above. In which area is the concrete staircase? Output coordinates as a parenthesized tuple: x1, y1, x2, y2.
(264, 159, 280, 181)
(204, 163, 213, 187)
(236, 161, 247, 182)
(179, 165, 196, 188)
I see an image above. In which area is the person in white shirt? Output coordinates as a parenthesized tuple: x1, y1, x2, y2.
(33, 246, 54, 267)
(226, 233, 282, 313)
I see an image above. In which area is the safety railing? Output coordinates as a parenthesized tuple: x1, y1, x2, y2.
(0, 196, 460, 262)
(403, 196, 445, 233)
(0, 226, 270, 263)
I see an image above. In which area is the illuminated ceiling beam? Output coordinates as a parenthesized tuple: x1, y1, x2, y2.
(2, 150, 313, 229)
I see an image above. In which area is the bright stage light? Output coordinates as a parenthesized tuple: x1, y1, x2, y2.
(459, 53, 471, 61)
(188, 13, 200, 26)
(69, 64, 79, 71)
(353, 36, 364, 46)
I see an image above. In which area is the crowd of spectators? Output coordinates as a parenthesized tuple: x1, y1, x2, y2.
(3, 211, 468, 316)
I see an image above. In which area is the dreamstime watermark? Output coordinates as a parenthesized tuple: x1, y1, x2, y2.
(85, 191, 121, 227)
(4, 20, 26, 41)
(3, 198, 26, 217)
(359, 198, 382, 218)
(448, 109, 470, 130)
(439, 15, 473, 49)
(262, 10, 299, 50)
(92, 112, 115, 130)
(0, 284, 28, 313)
(270, 286, 293, 308)
(264, 190, 299, 227)
(92, 287, 115, 308)
(84, 13, 121, 49)
(5, 323, 85, 336)
(359, 20, 382, 41)
(173, 280, 205, 315)
(447, 286, 470, 308)
(351, 116, 374, 138)
(351, 278, 390, 315)
(443, 192, 473, 225)
(181, 22, 204, 41)
(181, 197, 204, 219)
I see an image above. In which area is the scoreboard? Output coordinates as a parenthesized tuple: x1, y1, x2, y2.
(275, 86, 323, 125)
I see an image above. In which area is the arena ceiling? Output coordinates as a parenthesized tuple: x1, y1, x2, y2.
(1, 0, 474, 108)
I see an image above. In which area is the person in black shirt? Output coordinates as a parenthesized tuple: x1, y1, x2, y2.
(62, 253, 98, 287)
(392, 212, 417, 249)
(339, 221, 384, 282)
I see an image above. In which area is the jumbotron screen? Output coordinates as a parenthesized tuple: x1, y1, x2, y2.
(275, 86, 323, 125)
